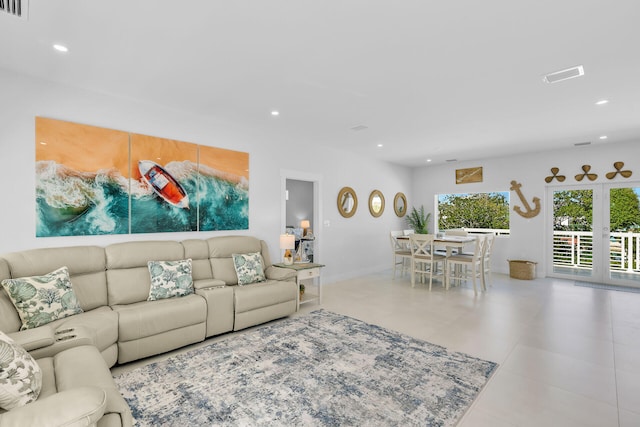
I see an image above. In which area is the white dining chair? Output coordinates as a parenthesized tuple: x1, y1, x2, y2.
(390, 231, 411, 279)
(445, 228, 469, 255)
(481, 234, 495, 290)
(446, 235, 484, 293)
(409, 234, 447, 290)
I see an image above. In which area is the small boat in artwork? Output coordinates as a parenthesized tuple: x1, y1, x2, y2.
(138, 160, 190, 209)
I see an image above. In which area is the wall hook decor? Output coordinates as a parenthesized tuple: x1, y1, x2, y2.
(605, 161, 632, 179)
(510, 180, 541, 218)
(545, 167, 566, 183)
(575, 165, 598, 182)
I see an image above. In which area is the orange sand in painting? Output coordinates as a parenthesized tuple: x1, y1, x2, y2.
(36, 117, 129, 176)
(130, 134, 198, 179)
(199, 145, 249, 181)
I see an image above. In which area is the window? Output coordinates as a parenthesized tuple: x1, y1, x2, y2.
(437, 192, 510, 235)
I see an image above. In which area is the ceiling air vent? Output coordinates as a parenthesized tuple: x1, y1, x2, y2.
(543, 65, 584, 84)
(350, 125, 368, 132)
(574, 141, 591, 147)
(0, 0, 28, 19)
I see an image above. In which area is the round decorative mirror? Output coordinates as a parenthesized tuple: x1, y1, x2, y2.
(394, 192, 407, 217)
(337, 187, 358, 218)
(368, 190, 385, 217)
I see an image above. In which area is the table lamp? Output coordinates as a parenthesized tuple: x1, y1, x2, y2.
(300, 220, 310, 237)
(279, 234, 295, 265)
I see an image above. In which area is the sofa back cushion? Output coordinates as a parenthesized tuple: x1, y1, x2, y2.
(182, 239, 213, 281)
(0, 246, 107, 322)
(207, 236, 270, 285)
(0, 258, 21, 333)
(105, 241, 184, 305)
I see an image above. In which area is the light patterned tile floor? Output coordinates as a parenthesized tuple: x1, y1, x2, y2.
(301, 271, 640, 427)
(113, 271, 640, 426)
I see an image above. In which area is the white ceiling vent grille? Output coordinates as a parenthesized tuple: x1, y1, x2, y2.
(0, 0, 28, 19)
(543, 65, 584, 84)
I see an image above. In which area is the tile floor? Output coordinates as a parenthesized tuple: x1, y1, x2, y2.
(301, 271, 640, 427)
(113, 271, 640, 426)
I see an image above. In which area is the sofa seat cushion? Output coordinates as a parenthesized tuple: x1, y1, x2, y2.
(113, 294, 206, 342)
(234, 280, 297, 313)
(12, 307, 119, 362)
(52, 307, 118, 353)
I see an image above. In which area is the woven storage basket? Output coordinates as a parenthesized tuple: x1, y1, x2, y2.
(508, 260, 537, 280)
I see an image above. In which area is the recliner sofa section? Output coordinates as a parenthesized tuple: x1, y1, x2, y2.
(0, 236, 297, 426)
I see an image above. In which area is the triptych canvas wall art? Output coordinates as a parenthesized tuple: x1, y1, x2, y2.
(35, 117, 249, 237)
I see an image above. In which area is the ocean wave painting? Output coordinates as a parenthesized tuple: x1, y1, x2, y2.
(35, 118, 249, 237)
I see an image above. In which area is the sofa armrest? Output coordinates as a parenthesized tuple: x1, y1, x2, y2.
(265, 266, 297, 282)
(0, 387, 106, 427)
(193, 278, 227, 290)
(8, 327, 55, 352)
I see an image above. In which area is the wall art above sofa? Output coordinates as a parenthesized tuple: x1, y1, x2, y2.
(35, 117, 249, 236)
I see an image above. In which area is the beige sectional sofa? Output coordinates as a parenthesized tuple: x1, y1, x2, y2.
(0, 236, 297, 426)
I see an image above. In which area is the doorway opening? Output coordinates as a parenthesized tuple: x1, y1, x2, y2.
(280, 170, 322, 264)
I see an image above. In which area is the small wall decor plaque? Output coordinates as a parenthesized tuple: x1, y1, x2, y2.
(455, 166, 483, 184)
(605, 162, 632, 179)
(575, 165, 598, 182)
(545, 167, 566, 183)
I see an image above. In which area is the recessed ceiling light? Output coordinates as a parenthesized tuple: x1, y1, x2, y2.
(377, 144, 383, 148)
(595, 100, 609, 105)
(53, 44, 68, 53)
(271, 111, 279, 116)
(426, 159, 432, 163)
(599, 135, 608, 140)
(39, 141, 47, 145)
(543, 65, 584, 84)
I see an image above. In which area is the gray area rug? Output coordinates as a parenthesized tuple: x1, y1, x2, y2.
(114, 310, 497, 426)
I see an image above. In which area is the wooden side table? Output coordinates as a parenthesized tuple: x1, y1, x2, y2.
(273, 262, 325, 311)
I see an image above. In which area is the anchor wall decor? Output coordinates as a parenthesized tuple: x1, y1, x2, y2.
(510, 180, 541, 218)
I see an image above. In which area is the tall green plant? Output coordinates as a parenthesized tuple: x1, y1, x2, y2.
(406, 206, 431, 234)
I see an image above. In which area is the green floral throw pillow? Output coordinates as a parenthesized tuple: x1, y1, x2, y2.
(0, 331, 43, 410)
(147, 259, 194, 301)
(1, 266, 83, 331)
(232, 252, 266, 285)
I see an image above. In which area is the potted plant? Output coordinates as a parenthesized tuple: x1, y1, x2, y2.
(406, 205, 431, 234)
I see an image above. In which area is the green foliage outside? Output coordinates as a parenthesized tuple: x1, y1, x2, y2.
(438, 192, 509, 230)
(553, 188, 640, 232)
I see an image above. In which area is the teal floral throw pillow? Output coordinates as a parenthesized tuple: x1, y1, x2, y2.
(1, 266, 83, 331)
(0, 331, 42, 410)
(147, 259, 194, 301)
(232, 252, 266, 285)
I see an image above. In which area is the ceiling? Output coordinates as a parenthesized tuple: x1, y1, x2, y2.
(1, 0, 639, 167)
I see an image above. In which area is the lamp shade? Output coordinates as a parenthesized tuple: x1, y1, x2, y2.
(300, 220, 310, 229)
(279, 234, 295, 250)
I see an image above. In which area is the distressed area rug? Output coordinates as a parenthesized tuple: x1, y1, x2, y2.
(114, 310, 497, 426)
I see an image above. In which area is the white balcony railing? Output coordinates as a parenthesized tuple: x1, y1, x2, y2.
(553, 230, 640, 274)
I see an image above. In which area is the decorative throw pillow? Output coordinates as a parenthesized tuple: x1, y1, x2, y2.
(232, 252, 266, 285)
(0, 331, 43, 410)
(147, 259, 194, 301)
(1, 266, 83, 331)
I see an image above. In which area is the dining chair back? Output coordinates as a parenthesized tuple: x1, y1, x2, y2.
(446, 235, 484, 293)
(390, 231, 411, 279)
(481, 234, 495, 290)
(409, 233, 447, 290)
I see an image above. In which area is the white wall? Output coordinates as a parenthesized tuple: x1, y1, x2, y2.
(0, 69, 411, 283)
(411, 141, 640, 275)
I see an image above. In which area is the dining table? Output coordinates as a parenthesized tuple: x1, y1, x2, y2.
(398, 234, 476, 256)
